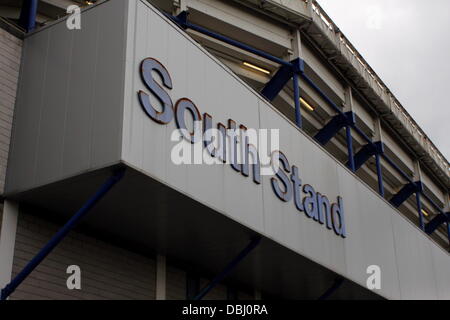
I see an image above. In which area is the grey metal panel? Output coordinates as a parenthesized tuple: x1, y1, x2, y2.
(7, 30, 50, 193)
(90, 0, 127, 169)
(431, 244, 450, 299)
(338, 167, 401, 299)
(6, 0, 127, 194)
(391, 213, 439, 300)
(35, 24, 74, 185)
(62, 10, 100, 175)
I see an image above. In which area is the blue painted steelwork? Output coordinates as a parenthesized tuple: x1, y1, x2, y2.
(194, 237, 261, 300)
(425, 212, 450, 235)
(300, 73, 342, 115)
(315, 112, 355, 146)
(261, 64, 294, 101)
(381, 154, 414, 184)
(18, 0, 38, 32)
(0, 168, 126, 301)
(421, 191, 445, 215)
(171, 11, 291, 68)
(164, 11, 449, 241)
(390, 181, 423, 208)
(375, 154, 384, 197)
(352, 142, 384, 171)
(318, 277, 345, 300)
(261, 58, 303, 127)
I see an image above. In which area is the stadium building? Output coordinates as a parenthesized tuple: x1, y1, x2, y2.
(0, 0, 449, 300)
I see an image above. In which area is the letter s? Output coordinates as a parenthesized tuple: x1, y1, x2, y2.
(138, 58, 173, 124)
(270, 151, 293, 202)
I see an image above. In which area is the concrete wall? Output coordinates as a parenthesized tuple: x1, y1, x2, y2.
(0, 28, 22, 195)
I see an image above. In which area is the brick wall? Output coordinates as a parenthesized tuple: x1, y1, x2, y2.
(10, 209, 157, 300)
(0, 28, 22, 195)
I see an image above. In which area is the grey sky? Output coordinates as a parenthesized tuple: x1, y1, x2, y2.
(317, 0, 450, 161)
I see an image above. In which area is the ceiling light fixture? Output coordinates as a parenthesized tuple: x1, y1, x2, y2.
(243, 62, 271, 75)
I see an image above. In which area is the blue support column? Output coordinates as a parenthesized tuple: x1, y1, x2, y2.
(375, 154, 384, 197)
(390, 181, 423, 208)
(345, 126, 355, 172)
(315, 112, 355, 146)
(0, 167, 126, 301)
(425, 212, 450, 235)
(19, 0, 38, 32)
(194, 237, 261, 300)
(351, 141, 384, 171)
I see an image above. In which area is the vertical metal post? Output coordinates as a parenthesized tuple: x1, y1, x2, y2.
(346, 126, 355, 172)
(19, 0, 38, 32)
(0, 168, 126, 301)
(375, 154, 384, 197)
(416, 192, 425, 231)
(293, 73, 302, 129)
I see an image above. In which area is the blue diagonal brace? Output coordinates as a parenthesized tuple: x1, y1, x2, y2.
(315, 112, 355, 145)
(390, 181, 423, 208)
(261, 64, 294, 101)
(351, 141, 384, 171)
(19, 0, 38, 32)
(425, 212, 450, 235)
(194, 237, 261, 300)
(0, 167, 126, 301)
(261, 58, 303, 102)
(318, 277, 345, 300)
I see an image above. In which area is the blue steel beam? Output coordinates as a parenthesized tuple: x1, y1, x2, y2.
(18, 0, 38, 32)
(261, 58, 303, 127)
(261, 64, 294, 101)
(351, 141, 384, 171)
(194, 237, 261, 300)
(318, 277, 345, 300)
(425, 212, 450, 235)
(390, 181, 423, 208)
(315, 112, 355, 146)
(171, 11, 291, 68)
(0, 167, 126, 301)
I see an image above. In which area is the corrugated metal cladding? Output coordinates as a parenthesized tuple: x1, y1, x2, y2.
(3, 0, 450, 300)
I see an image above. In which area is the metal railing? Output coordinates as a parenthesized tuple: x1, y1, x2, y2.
(308, 0, 450, 181)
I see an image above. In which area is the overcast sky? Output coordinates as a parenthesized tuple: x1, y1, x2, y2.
(317, 0, 450, 161)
